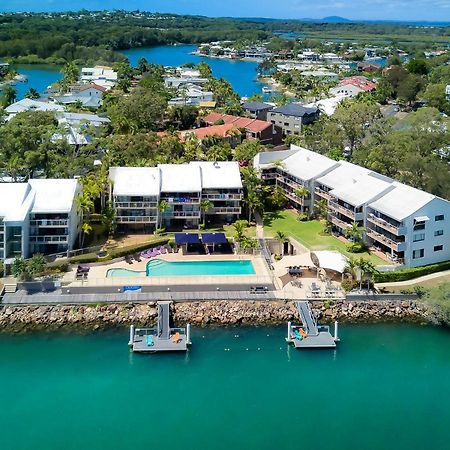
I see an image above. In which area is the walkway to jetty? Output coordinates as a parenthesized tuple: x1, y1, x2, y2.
(296, 301, 318, 336)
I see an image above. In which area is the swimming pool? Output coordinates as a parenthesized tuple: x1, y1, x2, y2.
(106, 259, 256, 278)
(146, 259, 255, 276)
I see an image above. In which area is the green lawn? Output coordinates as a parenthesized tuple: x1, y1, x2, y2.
(264, 210, 388, 266)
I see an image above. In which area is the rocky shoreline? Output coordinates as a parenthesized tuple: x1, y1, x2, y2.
(0, 300, 433, 333)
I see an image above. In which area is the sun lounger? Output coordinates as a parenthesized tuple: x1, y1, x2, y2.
(133, 253, 141, 262)
(146, 335, 154, 347)
(159, 246, 167, 254)
(171, 332, 181, 344)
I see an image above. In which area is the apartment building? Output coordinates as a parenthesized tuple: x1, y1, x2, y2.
(267, 104, 319, 135)
(109, 162, 243, 232)
(254, 145, 450, 267)
(0, 179, 81, 261)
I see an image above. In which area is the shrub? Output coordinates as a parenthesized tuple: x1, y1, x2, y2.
(374, 260, 450, 283)
(297, 213, 309, 222)
(341, 279, 358, 292)
(346, 242, 368, 253)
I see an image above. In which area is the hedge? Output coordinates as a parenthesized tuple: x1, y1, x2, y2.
(374, 260, 450, 283)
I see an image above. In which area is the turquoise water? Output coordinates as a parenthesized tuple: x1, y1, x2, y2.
(0, 324, 449, 450)
(106, 268, 145, 277)
(122, 44, 265, 97)
(146, 259, 256, 276)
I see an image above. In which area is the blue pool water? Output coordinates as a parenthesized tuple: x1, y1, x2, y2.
(107, 260, 255, 277)
(146, 259, 255, 276)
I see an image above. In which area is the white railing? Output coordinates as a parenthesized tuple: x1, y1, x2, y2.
(163, 198, 200, 204)
(30, 219, 69, 227)
(114, 202, 158, 209)
(30, 235, 69, 243)
(171, 211, 201, 218)
(315, 187, 331, 200)
(367, 214, 402, 236)
(366, 229, 403, 251)
(209, 207, 241, 214)
(328, 201, 356, 220)
(116, 216, 158, 223)
(203, 193, 243, 200)
(330, 215, 351, 230)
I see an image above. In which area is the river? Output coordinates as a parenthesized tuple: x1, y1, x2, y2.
(0, 324, 449, 450)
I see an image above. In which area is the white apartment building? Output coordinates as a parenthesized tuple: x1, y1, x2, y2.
(0, 179, 81, 261)
(81, 66, 118, 84)
(254, 145, 450, 267)
(109, 162, 243, 232)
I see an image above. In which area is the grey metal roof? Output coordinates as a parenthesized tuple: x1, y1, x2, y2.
(243, 101, 273, 112)
(271, 103, 319, 117)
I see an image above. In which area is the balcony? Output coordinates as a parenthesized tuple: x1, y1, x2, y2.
(328, 201, 356, 220)
(171, 211, 201, 218)
(115, 201, 158, 209)
(277, 176, 302, 190)
(209, 207, 241, 215)
(367, 214, 403, 236)
(162, 197, 200, 205)
(30, 235, 69, 244)
(315, 187, 332, 201)
(203, 193, 243, 201)
(261, 172, 277, 180)
(330, 215, 351, 230)
(284, 190, 307, 205)
(30, 219, 69, 227)
(366, 228, 404, 252)
(116, 216, 157, 223)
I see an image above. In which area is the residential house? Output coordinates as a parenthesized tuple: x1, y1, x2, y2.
(168, 84, 214, 106)
(181, 123, 242, 147)
(4, 99, 64, 119)
(203, 112, 282, 145)
(0, 179, 81, 261)
(81, 66, 118, 85)
(54, 84, 107, 108)
(267, 104, 319, 135)
(357, 62, 381, 73)
(330, 76, 377, 98)
(254, 145, 450, 267)
(242, 101, 274, 121)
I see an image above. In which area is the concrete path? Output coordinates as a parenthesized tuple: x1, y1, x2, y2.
(254, 212, 264, 239)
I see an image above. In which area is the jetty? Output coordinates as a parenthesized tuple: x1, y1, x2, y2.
(129, 301, 191, 353)
(286, 301, 339, 349)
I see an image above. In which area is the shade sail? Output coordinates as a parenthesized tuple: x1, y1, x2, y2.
(311, 251, 348, 273)
(201, 233, 228, 245)
(175, 233, 200, 245)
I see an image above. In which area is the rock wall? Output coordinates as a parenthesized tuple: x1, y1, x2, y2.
(0, 300, 431, 333)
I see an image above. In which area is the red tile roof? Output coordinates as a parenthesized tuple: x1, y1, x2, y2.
(338, 76, 377, 92)
(181, 123, 241, 140)
(203, 113, 272, 133)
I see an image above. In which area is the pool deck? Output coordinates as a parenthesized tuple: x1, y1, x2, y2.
(63, 254, 273, 289)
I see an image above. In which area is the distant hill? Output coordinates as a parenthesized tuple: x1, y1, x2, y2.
(321, 16, 352, 23)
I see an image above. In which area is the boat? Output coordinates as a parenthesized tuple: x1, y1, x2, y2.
(262, 86, 273, 94)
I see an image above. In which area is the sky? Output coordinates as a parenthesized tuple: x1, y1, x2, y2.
(1, 0, 450, 22)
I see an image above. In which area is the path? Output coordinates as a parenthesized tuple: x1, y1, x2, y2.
(376, 269, 450, 291)
(254, 212, 264, 239)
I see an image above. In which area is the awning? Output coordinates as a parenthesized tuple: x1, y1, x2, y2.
(311, 251, 348, 274)
(175, 233, 200, 245)
(201, 233, 228, 245)
(414, 216, 430, 222)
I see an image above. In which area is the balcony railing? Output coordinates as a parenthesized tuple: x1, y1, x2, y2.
(171, 211, 201, 218)
(114, 202, 158, 209)
(367, 214, 402, 236)
(328, 201, 356, 220)
(330, 215, 351, 230)
(30, 219, 69, 227)
(284, 190, 306, 205)
(30, 235, 69, 243)
(277, 176, 302, 190)
(366, 228, 403, 251)
(315, 187, 332, 201)
(162, 197, 200, 204)
(203, 193, 243, 200)
(116, 216, 157, 223)
(209, 207, 241, 214)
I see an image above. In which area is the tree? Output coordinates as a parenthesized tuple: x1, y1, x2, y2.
(232, 219, 248, 244)
(406, 59, 429, 75)
(315, 199, 328, 220)
(158, 200, 169, 229)
(25, 88, 40, 99)
(422, 83, 450, 114)
(233, 140, 263, 162)
(197, 61, 212, 79)
(200, 199, 212, 226)
(294, 186, 310, 213)
(101, 202, 116, 237)
(59, 62, 79, 91)
(344, 222, 364, 243)
(275, 230, 288, 255)
(80, 222, 92, 248)
(0, 85, 17, 107)
(11, 256, 29, 281)
(27, 254, 46, 277)
(397, 74, 423, 105)
(360, 260, 379, 291)
(344, 257, 358, 282)
(245, 189, 263, 223)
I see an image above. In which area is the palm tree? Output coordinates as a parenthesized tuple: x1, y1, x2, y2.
(315, 199, 328, 220)
(360, 259, 379, 291)
(80, 222, 92, 248)
(1, 85, 17, 107)
(294, 186, 310, 213)
(275, 230, 288, 255)
(200, 199, 212, 226)
(344, 257, 358, 281)
(244, 189, 263, 223)
(158, 200, 169, 230)
(232, 220, 248, 244)
(345, 221, 364, 243)
(25, 88, 40, 99)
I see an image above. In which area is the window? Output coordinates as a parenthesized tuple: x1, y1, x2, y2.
(413, 222, 425, 231)
(413, 233, 425, 242)
(284, 122, 289, 126)
(435, 215, 444, 221)
(435, 230, 444, 237)
(412, 249, 425, 259)
(434, 245, 443, 252)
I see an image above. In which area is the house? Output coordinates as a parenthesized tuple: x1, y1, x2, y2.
(164, 76, 208, 89)
(357, 62, 381, 73)
(254, 145, 450, 267)
(109, 161, 243, 231)
(4, 99, 64, 119)
(267, 104, 319, 135)
(330, 76, 377, 98)
(81, 66, 117, 85)
(53, 84, 106, 108)
(242, 101, 274, 121)
(203, 113, 282, 145)
(305, 95, 346, 116)
(180, 123, 242, 147)
(168, 84, 214, 106)
(0, 179, 81, 261)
